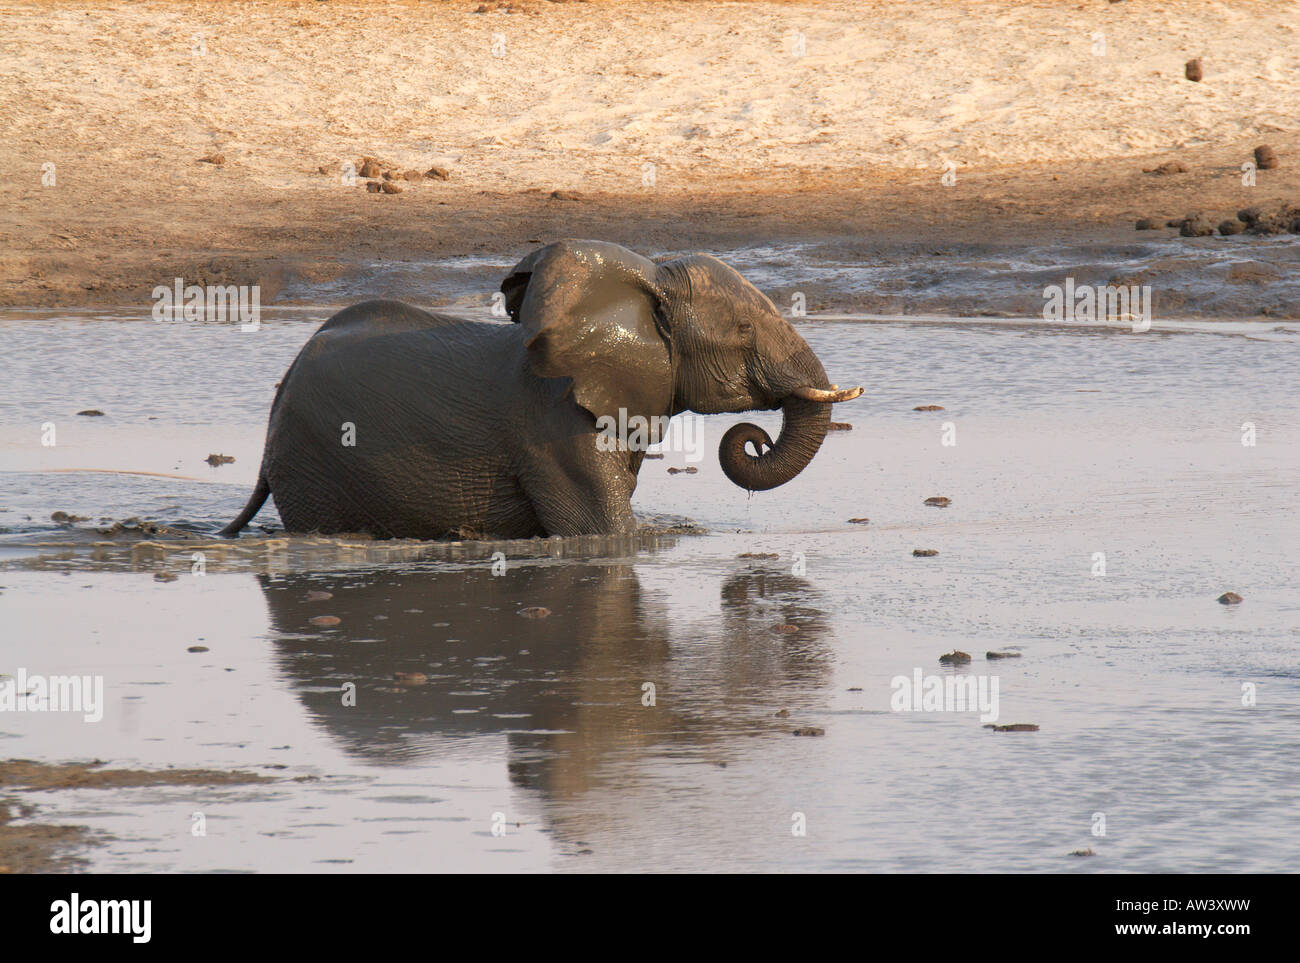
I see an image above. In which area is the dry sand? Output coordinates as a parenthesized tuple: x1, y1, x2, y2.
(1, 0, 1298, 306)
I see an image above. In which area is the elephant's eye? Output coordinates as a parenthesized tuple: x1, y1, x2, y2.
(737, 320, 753, 335)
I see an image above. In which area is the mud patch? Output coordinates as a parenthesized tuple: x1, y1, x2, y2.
(0, 798, 95, 874)
(0, 759, 271, 791)
(0, 760, 270, 872)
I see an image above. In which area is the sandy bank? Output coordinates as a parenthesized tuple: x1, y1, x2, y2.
(2, 0, 1298, 310)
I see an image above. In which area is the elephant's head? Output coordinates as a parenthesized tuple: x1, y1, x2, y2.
(500, 240, 862, 492)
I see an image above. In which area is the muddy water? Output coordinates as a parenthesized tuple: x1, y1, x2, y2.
(2, 310, 1298, 872)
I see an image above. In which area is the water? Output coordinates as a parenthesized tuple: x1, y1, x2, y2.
(1, 309, 1298, 872)
(206, 235, 1300, 320)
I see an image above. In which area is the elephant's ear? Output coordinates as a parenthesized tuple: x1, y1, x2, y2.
(500, 240, 673, 428)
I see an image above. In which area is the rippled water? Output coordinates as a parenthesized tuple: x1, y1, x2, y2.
(1, 310, 1298, 872)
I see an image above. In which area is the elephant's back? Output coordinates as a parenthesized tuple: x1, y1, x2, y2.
(291, 305, 523, 422)
(307, 299, 492, 351)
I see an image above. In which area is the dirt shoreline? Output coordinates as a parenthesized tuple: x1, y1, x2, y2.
(7, 143, 1300, 311)
(4, 0, 1298, 313)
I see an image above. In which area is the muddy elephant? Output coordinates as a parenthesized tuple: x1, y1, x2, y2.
(221, 240, 862, 539)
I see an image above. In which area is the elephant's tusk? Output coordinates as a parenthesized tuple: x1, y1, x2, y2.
(790, 385, 864, 403)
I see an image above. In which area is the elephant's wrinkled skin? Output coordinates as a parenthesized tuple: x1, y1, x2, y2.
(221, 240, 863, 539)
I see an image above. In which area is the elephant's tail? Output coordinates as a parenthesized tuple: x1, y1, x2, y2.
(218, 473, 271, 537)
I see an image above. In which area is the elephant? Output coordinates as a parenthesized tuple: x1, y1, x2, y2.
(220, 240, 863, 539)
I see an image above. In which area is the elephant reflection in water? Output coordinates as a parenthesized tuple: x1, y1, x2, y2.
(258, 555, 831, 821)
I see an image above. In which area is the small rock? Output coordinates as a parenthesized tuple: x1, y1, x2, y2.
(401, 170, 423, 182)
(773, 624, 799, 634)
(425, 166, 450, 180)
(358, 159, 381, 178)
(792, 727, 825, 737)
(737, 552, 778, 559)
(393, 672, 428, 686)
(984, 723, 1039, 732)
(76, 409, 105, 416)
(1237, 206, 1262, 225)
(317, 165, 331, 175)
(924, 496, 951, 507)
(913, 404, 945, 411)
(153, 572, 178, 583)
(199, 153, 225, 166)
(827, 422, 853, 430)
(847, 517, 870, 524)
(205, 453, 235, 466)
(939, 650, 971, 665)
(774, 709, 790, 718)
(187, 645, 209, 653)
(550, 190, 582, 200)
(518, 606, 551, 619)
(304, 590, 333, 601)
(1217, 591, 1243, 605)
(1165, 218, 1183, 228)
(1180, 215, 1215, 237)
(1184, 58, 1202, 82)
(1069, 848, 1095, 857)
(986, 651, 1022, 660)
(309, 615, 342, 627)
(1218, 219, 1245, 236)
(1144, 161, 1188, 175)
(1245, 207, 1297, 235)
(1254, 145, 1279, 170)
(913, 548, 939, 557)
(380, 181, 404, 194)
(666, 466, 698, 474)
(1135, 218, 1161, 230)
(365, 181, 382, 193)
(50, 511, 87, 524)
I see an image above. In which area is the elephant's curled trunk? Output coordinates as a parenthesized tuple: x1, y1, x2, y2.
(717, 345, 862, 492)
